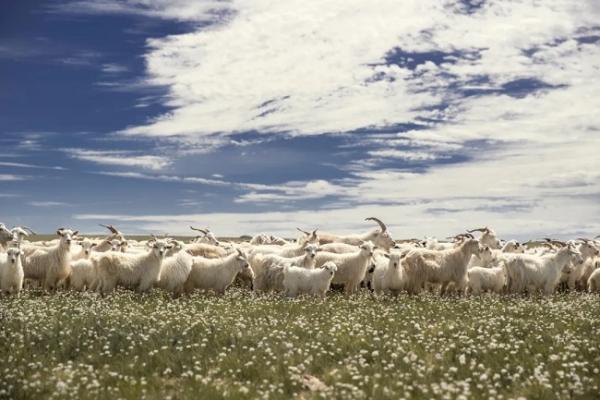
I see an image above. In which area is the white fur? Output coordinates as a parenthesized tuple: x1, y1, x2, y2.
(0, 247, 25, 295)
(405, 239, 481, 294)
(467, 266, 507, 294)
(505, 246, 583, 294)
(23, 229, 77, 290)
(282, 262, 337, 297)
(372, 253, 405, 294)
(314, 241, 374, 293)
(184, 251, 253, 294)
(95, 240, 172, 294)
(156, 250, 194, 297)
(587, 263, 600, 292)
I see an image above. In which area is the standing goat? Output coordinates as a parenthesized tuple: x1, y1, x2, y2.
(0, 246, 25, 295)
(404, 238, 481, 295)
(23, 228, 78, 290)
(314, 241, 375, 293)
(184, 249, 253, 295)
(95, 238, 172, 294)
(505, 243, 583, 294)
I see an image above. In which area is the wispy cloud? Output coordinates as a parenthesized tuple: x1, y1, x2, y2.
(66, 149, 171, 170)
(0, 161, 66, 170)
(101, 63, 129, 74)
(0, 174, 29, 181)
(48, 0, 233, 22)
(28, 201, 71, 207)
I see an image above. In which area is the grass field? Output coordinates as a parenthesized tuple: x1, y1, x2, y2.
(1, 290, 599, 399)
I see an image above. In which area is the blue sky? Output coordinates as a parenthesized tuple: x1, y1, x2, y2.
(1, 0, 599, 239)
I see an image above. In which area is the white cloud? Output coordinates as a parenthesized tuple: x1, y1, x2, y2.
(0, 161, 66, 170)
(66, 149, 171, 170)
(101, 63, 129, 74)
(0, 174, 29, 181)
(49, 0, 232, 22)
(58, 0, 600, 239)
(29, 201, 71, 207)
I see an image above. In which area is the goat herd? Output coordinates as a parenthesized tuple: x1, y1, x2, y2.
(1, 218, 599, 298)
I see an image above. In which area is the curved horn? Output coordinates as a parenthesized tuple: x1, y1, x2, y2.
(21, 226, 36, 235)
(237, 248, 244, 257)
(311, 229, 318, 236)
(296, 227, 310, 235)
(99, 224, 121, 236)
(594, 234, 600, 239)
(190, 226, 208, 235)
(365, 217, 387, 232)
(467, 227, 487, 233)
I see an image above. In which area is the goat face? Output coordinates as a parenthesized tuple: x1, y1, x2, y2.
(371, 231, 395, 251)
(359, 241, 375, 257)
(6, 248, 23, 264)
(304, 244, 319, 259)
(151, 241, 172, 258)
(57, 228, 78, 247)
(322, 261, 337, 276)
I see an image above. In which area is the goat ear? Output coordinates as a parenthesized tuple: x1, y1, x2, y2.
(56, 229, 64, 236)
(383, 253, 390, 259)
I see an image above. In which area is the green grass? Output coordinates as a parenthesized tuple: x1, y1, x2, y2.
(1, 290, 599, 399)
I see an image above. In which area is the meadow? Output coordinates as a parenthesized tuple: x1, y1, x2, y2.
(1, 289, 599, 399)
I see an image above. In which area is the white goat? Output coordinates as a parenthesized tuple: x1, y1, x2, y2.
(505, 244, 583, 294)
(190, 226, 220, 246)
(317, 217, 394, 250)
(467, 266, 507, 295)
(184, 249, 253, 294)
(23, 228, 78, 290)
(405, 238, 481, 295)
(95, 239, 172, 294)
(0, 247, 25, 295)
(587, 262, 600, 292)
(314, 241, 375, 293)
(252, 244, 319, 292)
(156, 241, 194, 297)
(282, 261, 337, 298)
(467, 227, 501, 249)
(371, 253, 406, 295)
(72, 239, 98, 261)
(565, 241, 599, 290)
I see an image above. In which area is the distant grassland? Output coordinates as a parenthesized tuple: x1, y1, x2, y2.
(1, 290, 599, 399)
(26, 235, 249, 243)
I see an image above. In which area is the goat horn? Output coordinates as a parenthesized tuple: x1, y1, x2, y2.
(467, 228, 487, 233)
(190, 226, 208, 234)
(21, 226, 36, 235)
(296, 227, 310, 235)
(99, 224, 120, 235)
(365, 217, 387, 232)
